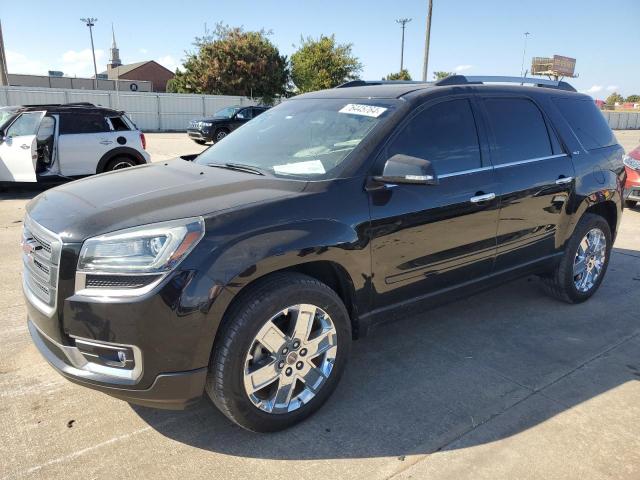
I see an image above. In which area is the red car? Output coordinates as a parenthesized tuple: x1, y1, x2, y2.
(624, 145, 640, 208)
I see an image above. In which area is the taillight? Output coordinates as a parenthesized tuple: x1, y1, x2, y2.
(140, 132, 146, 150)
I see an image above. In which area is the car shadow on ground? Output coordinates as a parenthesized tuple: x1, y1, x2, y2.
(0, 184, 55, 201)
(133, 247, 640, 459)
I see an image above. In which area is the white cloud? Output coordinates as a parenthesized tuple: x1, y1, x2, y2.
(139, 48, 149, 54)
(454, 64, 472, 73)
(606, 85, 619, 91)
(60, 48, 105, 77)
(581, 85, 603, 94)
(157, 55, 180, 73)
(5, 50, 47, 75)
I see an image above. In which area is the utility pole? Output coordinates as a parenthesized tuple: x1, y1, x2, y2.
(396, 18, 412, 72)
(0, 20, 9, 86)
(520, 32, 530, 78)
(80, 17, 98, 89)
(421, 0, 433, 81)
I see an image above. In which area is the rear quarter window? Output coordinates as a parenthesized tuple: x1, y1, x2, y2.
(552, 98, 616, 150)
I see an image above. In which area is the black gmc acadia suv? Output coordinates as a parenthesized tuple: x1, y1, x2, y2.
(23, 76, 625, 432)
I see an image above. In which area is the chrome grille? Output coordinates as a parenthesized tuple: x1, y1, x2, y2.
(22, 216, 61, 316)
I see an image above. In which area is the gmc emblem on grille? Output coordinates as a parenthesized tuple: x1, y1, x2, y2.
(21, 239, 41, 256)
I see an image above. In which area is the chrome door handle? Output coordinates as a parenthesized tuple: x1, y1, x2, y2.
(470, 192, 496, 203)
(20, 144, 30, 149)
(99, 140, 113, 145)
(555, 176, 573, 185)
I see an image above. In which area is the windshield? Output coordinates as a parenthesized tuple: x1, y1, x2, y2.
(196, 98, 397, 179)
(0, 108, 18, 129)
(214, 106, 241, 118)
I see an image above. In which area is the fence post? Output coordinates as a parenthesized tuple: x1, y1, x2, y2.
(157, 94, 161, 131)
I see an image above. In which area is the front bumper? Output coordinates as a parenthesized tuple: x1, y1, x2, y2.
(624, 166, 640, 201)
(187, 129, 211, 141)
(29, 318, 206, 409)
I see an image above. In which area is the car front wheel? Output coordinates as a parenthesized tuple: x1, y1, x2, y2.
(214, 129, 229, 142)
(542, 213, 612, 303)
(206, 273, 351, 432)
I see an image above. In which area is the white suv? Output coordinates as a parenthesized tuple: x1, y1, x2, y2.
(0, 103, 150, 184)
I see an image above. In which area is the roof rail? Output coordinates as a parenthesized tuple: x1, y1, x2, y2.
(435, 75, 576, 92)
(336, 80, 428, 88)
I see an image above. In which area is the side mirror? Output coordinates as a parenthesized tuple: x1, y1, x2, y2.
(373, 154, 438, 185)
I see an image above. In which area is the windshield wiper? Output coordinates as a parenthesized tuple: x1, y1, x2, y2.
(207, 163, 265, 176)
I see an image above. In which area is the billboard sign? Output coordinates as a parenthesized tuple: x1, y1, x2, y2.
(552, 55, 576, 77)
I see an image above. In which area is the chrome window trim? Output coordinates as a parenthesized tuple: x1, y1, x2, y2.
(436, 154, 568, 179)
(493, 154, 568, 169)
(439, 166, 493, 179)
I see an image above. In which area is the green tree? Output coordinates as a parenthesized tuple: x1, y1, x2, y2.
(290, 35, 362, 93)
(384, 69, 412, 81)
(605, 92, 624, 105)
(433, 71, 454, 81)
(625, 94, 640, 103)
(167, 24, 288, 104)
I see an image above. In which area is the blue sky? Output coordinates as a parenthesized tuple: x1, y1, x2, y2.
(2, 0, 639, 98)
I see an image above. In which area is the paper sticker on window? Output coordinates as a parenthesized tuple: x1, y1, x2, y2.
(273, 160, 326, 175)
(339, 104, 387, 118)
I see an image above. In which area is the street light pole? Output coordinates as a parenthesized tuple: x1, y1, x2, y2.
(421, 0, 433, 81)
(81, 17, 99, 89)
(520, 32, 530, 78)
(396, 18, 412, 72)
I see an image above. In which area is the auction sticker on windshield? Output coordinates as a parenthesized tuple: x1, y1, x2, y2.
(339, 104, 387, 118)
(273, 160, 326, 175)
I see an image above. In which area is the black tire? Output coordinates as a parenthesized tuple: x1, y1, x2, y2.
(541, 213, 612, 303)
(193, 139, 207, 145)
(213, 128, 229, 143)
(205, 273, 351, 432)
(625, 200, 637, 209)
(105, 156, 136, 171)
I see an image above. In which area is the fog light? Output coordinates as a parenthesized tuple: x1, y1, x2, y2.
(74, 339, 135, 370)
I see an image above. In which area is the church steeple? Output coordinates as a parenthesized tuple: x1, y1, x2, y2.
(108, 24, 122, 69)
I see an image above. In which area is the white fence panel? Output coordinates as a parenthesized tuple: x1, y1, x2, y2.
(602, 111, 640, 130)
(0, 86, 256, 132)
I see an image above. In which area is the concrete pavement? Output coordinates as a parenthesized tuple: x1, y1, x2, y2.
(0, 132, 639, 480)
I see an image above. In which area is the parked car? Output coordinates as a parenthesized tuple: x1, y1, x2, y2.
(0, 103, 149, 185)
(187, 105, 269, 144)
(623, 144, 640, 208)
(23, 76, 624, 432)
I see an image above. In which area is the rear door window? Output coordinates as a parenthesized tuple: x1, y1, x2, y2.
(483, 98, 554, 165)
(552, 98, 616, 150)
(59, 113, 109, 134)
(385, 98, 482, 176)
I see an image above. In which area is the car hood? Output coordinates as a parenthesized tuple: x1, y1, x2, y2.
(193, 116, 231, 124)
(26, 159, 308, 243)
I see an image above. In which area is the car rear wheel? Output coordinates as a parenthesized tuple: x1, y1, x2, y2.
(105, 156, 136, 171)
(541, 213, 612, 303)
(214, 129, 229, 143)
(205, 273, 351, 432)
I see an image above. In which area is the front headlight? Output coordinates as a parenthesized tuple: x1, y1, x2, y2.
(201, 122, 213, 128)
(76, 217, 204, 295)
(623, 154, 640, 171)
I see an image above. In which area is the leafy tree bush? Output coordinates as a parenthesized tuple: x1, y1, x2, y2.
(433, 71, 454, 80)
(625, 94, 640, 103)
(605, 92, 624, 105)
(290, 35, 362, 93)
(167, 24, 288, 104)
(384, 69, 412, 81)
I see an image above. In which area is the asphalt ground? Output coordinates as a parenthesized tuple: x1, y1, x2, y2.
(0, 131, 639, 479)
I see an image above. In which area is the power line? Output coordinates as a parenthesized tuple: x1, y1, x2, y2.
(396, 18, 412, 72)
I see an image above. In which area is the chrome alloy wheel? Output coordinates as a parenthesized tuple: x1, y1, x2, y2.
(111, 160, 134, 170)
(243, 304, 338, 414)
(573, 227, 607, 293)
